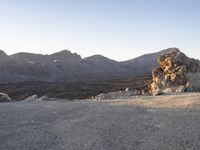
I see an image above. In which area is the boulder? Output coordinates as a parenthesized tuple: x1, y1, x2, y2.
(149, 48, 200, 95)
(24, 94, 39, 102)
(39, 95, 52, 101)
(0, 93, 12, 102)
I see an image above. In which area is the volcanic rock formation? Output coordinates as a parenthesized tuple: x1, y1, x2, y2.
(149, 48, 200, 95)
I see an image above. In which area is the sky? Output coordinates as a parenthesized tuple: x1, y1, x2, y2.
(0, 0, 200, 61)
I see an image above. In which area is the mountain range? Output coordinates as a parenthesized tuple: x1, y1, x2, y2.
(0, 48, 179, 83)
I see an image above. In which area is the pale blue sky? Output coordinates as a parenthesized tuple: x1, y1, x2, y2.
(0, 0, 200, 61)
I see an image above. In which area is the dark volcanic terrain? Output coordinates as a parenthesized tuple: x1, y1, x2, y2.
(0, 76, 151, 100)
(0, 48, 176, 100)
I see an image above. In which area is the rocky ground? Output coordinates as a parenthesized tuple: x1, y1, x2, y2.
(1, 92, 200, 150)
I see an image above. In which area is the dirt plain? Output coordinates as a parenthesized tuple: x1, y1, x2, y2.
(1, 92, 200, 150)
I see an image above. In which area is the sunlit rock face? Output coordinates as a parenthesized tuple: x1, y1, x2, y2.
(149, 48, 200, 95)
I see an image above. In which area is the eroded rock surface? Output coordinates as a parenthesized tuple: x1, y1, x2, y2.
(149, 48, 200, 95)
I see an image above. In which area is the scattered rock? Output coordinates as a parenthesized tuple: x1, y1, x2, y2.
(38, 95, 52, 101)
(141, 88, 151, 96)
(149, 48, 200, 95)
(24, 94, 39, 102)
(125, 87, 129, 92)
(24, 95, 55, 102)
(0, 93, 12, 102)
(95, 90, 140, 100)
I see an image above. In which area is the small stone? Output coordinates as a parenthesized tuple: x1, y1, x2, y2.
(125, 87, 129, 92)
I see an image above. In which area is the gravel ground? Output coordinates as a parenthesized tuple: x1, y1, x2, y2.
(1, 93, 200, 150)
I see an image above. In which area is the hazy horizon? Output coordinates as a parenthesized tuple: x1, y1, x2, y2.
(0, 0, 200, 61)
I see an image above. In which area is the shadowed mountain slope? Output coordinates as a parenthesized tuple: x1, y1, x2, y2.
(0, 48, 177, 83)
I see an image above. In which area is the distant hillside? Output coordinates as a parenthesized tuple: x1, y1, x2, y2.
(120, 48, 175, 73)
(0, 48, 178, 83)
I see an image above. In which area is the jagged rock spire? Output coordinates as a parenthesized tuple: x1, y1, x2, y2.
(149, 49, 200, 95)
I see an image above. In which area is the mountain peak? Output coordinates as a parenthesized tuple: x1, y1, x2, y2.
(49, 50, 82, 63)
(51, 50, 81, 57)
(51, 50, 71, 55)
(0, 50, 8, 60)
(84, 54, 106, 59)
(84, 55, 116, 61)
(159, 47, 180, 54)
(0, 50, 7, 56)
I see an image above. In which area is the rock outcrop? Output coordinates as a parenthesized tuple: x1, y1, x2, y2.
(95, 48, 200, 100)
(38, 95, 52, 101)
(94, 48, 200, 100)
(0, 93, 12, 102)
(149, 48, 200, 95)
(24, 94, 40, 102)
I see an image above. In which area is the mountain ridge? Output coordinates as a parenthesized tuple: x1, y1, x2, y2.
(0, 48, 185, 83)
